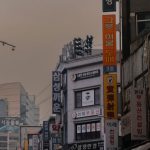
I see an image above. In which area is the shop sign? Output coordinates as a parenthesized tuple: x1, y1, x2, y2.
(131, 88, 146, 140)
(104, 74, 117, 119)
(52, 71, 61, 114)
(71, 69, 100, 81)
(105, 119, 118, 150)
(0, 117, 20, 127)
(103, 0, 116, 12)
(121, 112, 131, 136)
(67, 141, 104, 150)
(50, 124, 60, 134)
(72, 107, 103, 119)
(102, 15, 116, 66)
(43, 121, 49, 150)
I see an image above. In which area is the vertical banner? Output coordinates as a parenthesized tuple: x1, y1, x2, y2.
(52, 71, 61, 114)
(43, 121, 50, 150)
(104, 74, 118, 119)
(105, 119, 118, 149)
(102, 15, 116, 67)
(131, 88, 147, 140)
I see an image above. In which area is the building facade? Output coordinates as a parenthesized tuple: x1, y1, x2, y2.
(121, 0, 150, 149)
(55, 48, 120, 150)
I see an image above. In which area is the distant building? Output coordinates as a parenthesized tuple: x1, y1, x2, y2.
(0, 82, 39, 125)
(0, 98, 8, 117)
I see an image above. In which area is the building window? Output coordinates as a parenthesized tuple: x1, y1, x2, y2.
(75, 121, 100, 141)
(136, 12, 150, 35)
(75, 87, 100, 108)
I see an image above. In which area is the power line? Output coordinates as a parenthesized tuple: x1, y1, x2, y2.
(36, 83, 51, 98)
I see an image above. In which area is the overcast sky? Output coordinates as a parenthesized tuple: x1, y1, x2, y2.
(0, 0, 102, 122)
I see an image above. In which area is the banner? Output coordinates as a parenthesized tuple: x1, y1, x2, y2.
(131, 88, 146, 140)
(102, 15, 116, 66)
(104, 74, 117, 119)
(105, 119, 118, 150)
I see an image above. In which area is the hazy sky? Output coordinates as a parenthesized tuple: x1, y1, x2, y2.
(0, 0, 102, 122)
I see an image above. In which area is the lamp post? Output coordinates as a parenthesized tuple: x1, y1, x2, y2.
(0, 41, 16, 51)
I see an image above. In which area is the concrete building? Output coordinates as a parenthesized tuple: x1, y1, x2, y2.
(0, 82, 39, 125)
(55, 47, 120, 150)
(0, 82, 39, 150)
(121, 0, 150, 149)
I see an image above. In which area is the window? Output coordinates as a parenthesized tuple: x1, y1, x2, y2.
(75, 121, 100, 141)
(136, 12, 150, 35)
(75, 87, 100, 108)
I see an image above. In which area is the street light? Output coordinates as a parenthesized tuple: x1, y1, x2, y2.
(0, 41, 16, 51)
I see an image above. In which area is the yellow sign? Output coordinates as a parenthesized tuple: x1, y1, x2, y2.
(24, 140, 28, 150)
(104, 74, 118, 119)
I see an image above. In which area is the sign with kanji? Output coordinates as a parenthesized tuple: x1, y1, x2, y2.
(104, 74, 117, 119)
(52, 71, 61, 114)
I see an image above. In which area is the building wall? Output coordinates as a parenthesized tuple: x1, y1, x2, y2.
(67, 64, 102, 143)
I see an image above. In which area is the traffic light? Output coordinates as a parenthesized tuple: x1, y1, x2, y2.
(73, 38, 84, 56)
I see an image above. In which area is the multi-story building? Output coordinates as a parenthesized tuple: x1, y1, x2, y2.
(55, 47, 120, 150)
(0, 82, 39, 150)
(121, 0, 150, 149)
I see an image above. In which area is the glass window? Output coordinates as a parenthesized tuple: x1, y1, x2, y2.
(75, 121, 100, 141)
(94, 88, 100, 105)
(136, 12, 150, 35)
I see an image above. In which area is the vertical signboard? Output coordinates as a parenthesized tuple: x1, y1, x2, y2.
(104, 74, 118, 119)
(103, 0, 116, 12)
(52, 71, 61, 114)
(43, 121, 49, 150)
(102, 15, 116, 67)
(105, 119, 118, 149)
(131, 88, 146, 140)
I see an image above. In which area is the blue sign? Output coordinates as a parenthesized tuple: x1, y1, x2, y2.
(103, 0, 116, 12)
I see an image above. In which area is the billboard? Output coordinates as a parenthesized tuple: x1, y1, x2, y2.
(105, 119, 118, 150)
(52, 71, 61, 114)
(131, 88, 146, 140)
(103, 74, 118, 119)
(82, 90, 94, 106)
(102, 15, 116, 66)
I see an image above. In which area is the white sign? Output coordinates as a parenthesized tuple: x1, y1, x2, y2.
(72, 108, 103, 119)
(82, 124, 86, 133)
(105, 119, 118, 150)
(77, 125, 81, 133)
(131, 88, 146, 140)
(91, 123, 95, 132)
(87, 124, 91, 132)
(82, 90, 94, 106)
(96, 122, 101, 131)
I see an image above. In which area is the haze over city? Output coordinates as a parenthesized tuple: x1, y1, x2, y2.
(0, 0, 101, 121)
